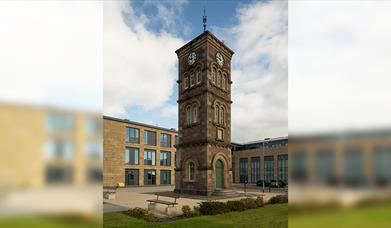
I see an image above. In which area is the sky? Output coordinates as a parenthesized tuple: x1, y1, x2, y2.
(103, 0, 288, 143)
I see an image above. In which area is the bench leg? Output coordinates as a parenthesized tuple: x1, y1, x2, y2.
(165, 206, 176, 217)
(148, 202, 157, 212)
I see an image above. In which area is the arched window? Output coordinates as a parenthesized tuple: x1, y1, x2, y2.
(189, 162, 195, 181)
(192, 103, 198, 123)
(186, 106, 191, 126)
(217, 71, 221, 87)
(222, 74, 226, 90)
(184, 75, 189, 89)
(219, 107, 224, 125)
(214, 105, 219, 123)
(212, 68, 216, 84)
(196, 68, 201, 84)
(190, 73, 195, 87)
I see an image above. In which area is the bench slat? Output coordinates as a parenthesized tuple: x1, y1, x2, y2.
(147, 199, 178, 205)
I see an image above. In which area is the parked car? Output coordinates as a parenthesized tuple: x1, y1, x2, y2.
(256, 179, 271, 187)
(269, 180, 287, 188)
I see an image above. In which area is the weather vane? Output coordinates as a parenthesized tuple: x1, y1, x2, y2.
(203, 6, 207, 32)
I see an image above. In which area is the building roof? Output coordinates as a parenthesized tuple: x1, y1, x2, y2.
(232, 136, 288, 146)
(103, 115, 178, 133)
(175, 30, 234, 55)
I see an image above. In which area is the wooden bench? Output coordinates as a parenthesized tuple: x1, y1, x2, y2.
(146, 193, 180, 216)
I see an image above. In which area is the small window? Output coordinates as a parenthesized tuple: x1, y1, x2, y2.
(126, 127, 140, 144)
(190, 73, 195, 87)
(212, 68, 216, 84)
(222, 74, 227, 90)
(219, 107, 224, 125)
(184, 75, 189, 89)
(186, 106, 191, 126)
(217, 128, 223, 140)
(217, 71, 221, 87)
(144, 150, 156, 165)
(160, 133, 171, 147)
(160, 151, 171, 166)
(214, 105, 219, 123)
(192, 103, 198, 123)
(196, 68, 202, 84)
(189, 162, 195, 181)
(125, 147, 139, 165)
(144, 130, 156, 146)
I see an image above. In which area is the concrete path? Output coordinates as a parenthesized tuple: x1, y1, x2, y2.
(103, 185, 284, 216)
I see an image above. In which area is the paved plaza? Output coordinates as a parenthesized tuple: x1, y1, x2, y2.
(103, 185, 285, 216)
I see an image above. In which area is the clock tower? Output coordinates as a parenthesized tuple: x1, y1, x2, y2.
(174, 31, 234, 196)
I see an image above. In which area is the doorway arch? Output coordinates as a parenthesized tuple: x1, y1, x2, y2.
(215, 159, 224, 189)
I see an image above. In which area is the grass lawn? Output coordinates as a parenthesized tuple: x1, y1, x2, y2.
(0, 216, 101, 228)
(104, 203, 287, 228)
(289, 204, 391, 228)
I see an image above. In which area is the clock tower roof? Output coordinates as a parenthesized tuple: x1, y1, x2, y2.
(175, 30, 234, 56)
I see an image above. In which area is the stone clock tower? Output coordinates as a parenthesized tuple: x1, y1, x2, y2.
(174, 31, 234, 196)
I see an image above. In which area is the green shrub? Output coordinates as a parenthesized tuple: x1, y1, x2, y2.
(240, 198, 258, 209)
(255, 196, 264, 207)
(193, 206, 201, 216)
(125, 207, 155, 221)
(198, 201, 229, 215)
(268, 195, 288, 204)
(226, 200, 246, 211)
(182, 205, 193, 217)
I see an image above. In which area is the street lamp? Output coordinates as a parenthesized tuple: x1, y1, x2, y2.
(262, 138, 270, 193)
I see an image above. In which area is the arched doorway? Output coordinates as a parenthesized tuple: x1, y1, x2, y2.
(215, 159, 224, 189)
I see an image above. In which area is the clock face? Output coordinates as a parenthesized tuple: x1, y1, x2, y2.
(188, 52, 196, 65)
(216, 53, 224, 66)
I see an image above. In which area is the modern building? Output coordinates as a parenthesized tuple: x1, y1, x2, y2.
(0, 103, 102, 189)
(174, 30, 234, 196)
(103, 116, 177, 187)
(232, 137, 288, 184)
(289, 130, 391, 187)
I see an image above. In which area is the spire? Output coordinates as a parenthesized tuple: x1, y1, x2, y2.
(203, 5, 207, 32)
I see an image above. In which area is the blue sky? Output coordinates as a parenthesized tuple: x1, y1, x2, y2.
(104, 0, 287, 142)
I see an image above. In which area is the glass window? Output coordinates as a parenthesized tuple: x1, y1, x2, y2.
(126, 127, 140, 144)
(239, 158, 248, 183)
(217, 71, 221, 87)
(160, 170, 171, 185)
(125, 147, 139, 165)
(160, 151, 171, 166)
(219, 107, 224, 125)
(85, 117, 101, 134)
(374, 147, 391, 185)
(212, 68, 216, 84)
(251, 157, 260, 183)
(86, 141, 102, 159)
(196, 68, 201, 84)
(190, 73, 195, 87)
(144, 149, 156, 165)
(292, 151, 308, 182)
(264, 156, 274, 181)
(184, 75, 189, 89)
(222, 74, 226, 90)
(189, 162, 195, 181)
(192, 103, 198, 123)
(125, 169, 139, 186)
(186, 106, 191, 126)
(160, 133, 171, 147)
(144, 170, 156, 185)
(47, 113, 74, 132)
(144, 130, 156, 146)
(214, 105, 219, 123)
(45, 166, 73, 184)
(44, 139, 74, 160)
(343, 148, 364, 186)
(315, 150, 334, 184)
(217, 129, 223, 140)
(278, 154, 288, 183)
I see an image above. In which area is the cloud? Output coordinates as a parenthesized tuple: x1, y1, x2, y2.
(103, 1, 185, 116)
(289, 1, 391, 134)
(214, 1, 288, 142)
(0, 1, 102, 112)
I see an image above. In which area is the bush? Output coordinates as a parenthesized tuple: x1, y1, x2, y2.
(240, 198, 258, 209)
(198, 201, 230, 215)
(268, 195, 288, 204)
(182, 205, 193, 217)
(193, 206, 201, 216)
(227, 200, 246, 212)
(255, 196, 264, 207)
(125, 207, 154, 221)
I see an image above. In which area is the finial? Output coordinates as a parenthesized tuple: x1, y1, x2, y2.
(203, 6, 207, 32)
